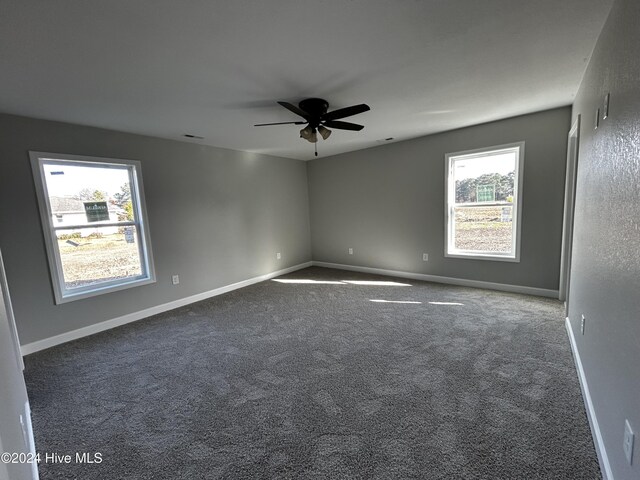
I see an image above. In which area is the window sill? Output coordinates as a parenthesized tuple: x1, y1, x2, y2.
(445, 252, 520, 263)
(54, 276, 156, 305)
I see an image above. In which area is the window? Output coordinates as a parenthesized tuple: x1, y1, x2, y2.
(445, 142, 524, 261)
(30, 152, 155, 303)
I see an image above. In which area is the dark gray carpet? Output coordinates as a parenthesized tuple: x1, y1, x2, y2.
(24, 267, 600, 479)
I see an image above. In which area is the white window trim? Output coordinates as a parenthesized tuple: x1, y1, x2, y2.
(30, 152, 156, 304)
(444, 142, 525, 262)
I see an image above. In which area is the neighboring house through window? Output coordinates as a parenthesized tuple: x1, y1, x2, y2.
(30, 152, 155, 303)
(445, 142, 524, 261)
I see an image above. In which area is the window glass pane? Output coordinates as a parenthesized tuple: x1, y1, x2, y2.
(57, 226, 143, 290)
(454, 152, 516, 205)
(42, 163, 134, 226)
(454, 205, 513, 253)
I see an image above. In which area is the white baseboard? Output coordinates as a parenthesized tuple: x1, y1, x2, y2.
(312, 261, 559, 298)
(565, 317, 613, 480)
(20, 262, 312, 355)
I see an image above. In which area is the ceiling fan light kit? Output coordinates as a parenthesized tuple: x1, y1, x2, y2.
(299, 125, 318, 143)
(318, 125, 332, 140)
(255, 97, 370, 156)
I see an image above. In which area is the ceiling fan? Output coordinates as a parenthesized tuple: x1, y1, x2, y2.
(254, 98, 370, 156)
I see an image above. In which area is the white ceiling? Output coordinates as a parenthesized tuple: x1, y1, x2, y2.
(0, 0, 612, 160)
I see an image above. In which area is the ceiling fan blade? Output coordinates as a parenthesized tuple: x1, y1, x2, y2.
(254, 121, 307, 126)
(322, 103, 370, 121)
(277, 101, 309, 119)
(323, 120, 364, 131)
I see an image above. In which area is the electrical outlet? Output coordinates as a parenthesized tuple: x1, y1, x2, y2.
(348, 247, 353, 255)
(423, 253, 429, 261)
(172, 275, 180, 285)
(276, 252, 281, 260)
(581, 314, 585, 334)
(624, 419, 634, 465)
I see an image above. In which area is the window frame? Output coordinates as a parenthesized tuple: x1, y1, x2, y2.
(30, 152, 156, 304)
(444, 142, 525, 262)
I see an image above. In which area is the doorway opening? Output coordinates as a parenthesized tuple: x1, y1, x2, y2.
(559, 116, 581, 311)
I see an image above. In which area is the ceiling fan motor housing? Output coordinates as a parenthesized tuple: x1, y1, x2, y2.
(299, 98, 329, 126)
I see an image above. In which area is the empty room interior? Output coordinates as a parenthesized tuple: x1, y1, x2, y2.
(1, 0, 639, 479)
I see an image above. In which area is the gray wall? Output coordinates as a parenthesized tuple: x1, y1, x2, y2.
(0, 114, 311, 345)
(568, 0, 640, 477)
(307, 107, 571, 291)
